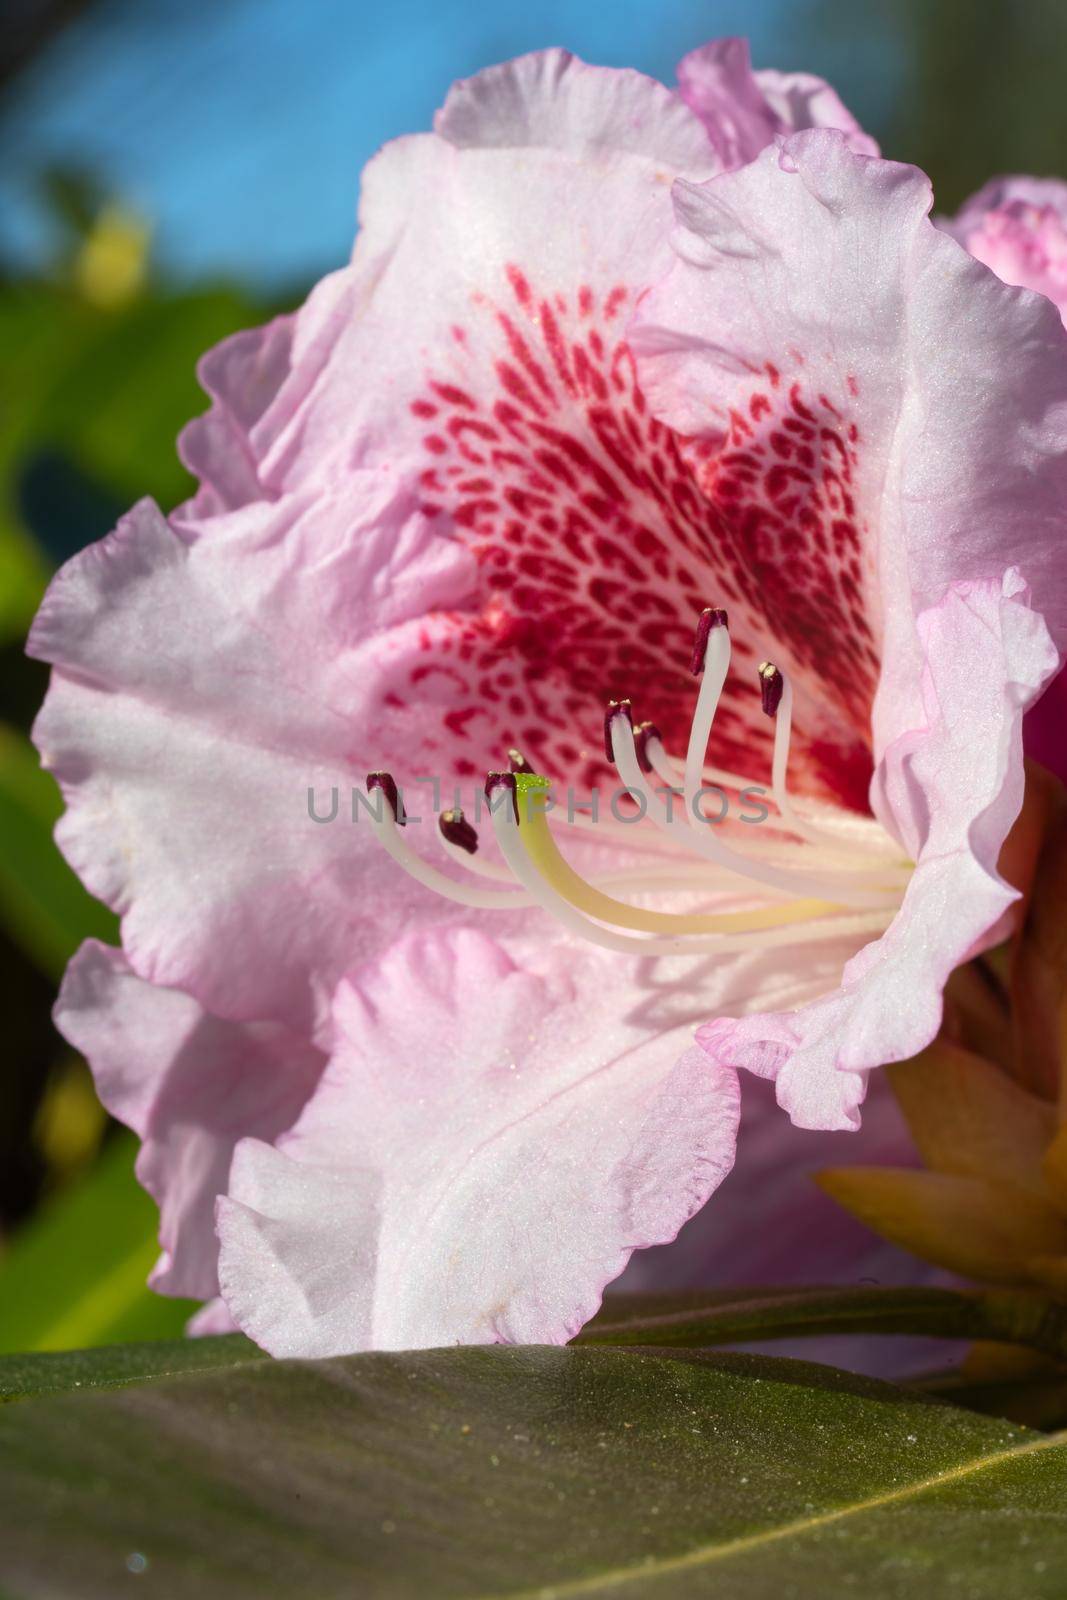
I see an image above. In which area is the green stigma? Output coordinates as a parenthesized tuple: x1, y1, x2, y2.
(513, 770, 551, 825)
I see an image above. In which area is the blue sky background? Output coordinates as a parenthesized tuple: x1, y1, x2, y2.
(0, 0, 902, 289)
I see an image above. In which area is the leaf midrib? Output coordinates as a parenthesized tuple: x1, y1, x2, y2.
(477, 1427, 1067, 1599)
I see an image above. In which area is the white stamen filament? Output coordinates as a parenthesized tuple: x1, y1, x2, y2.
(769, 668, 883, 853)
(684, 617, 732, 831)
(643, 733, 755, 812)
(643, 728, 903, 866)
(369, 804, 526, 909)
(610, 716, 900, 909)
(438, 829, 516, 883)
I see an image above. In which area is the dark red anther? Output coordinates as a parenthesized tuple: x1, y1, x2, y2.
(603, 698, 633, 762)
(367, 771, 405, 824)
(507, 748, 534, 775)
(484, 770, 519, 823)
(634, 720, 661, 775)
(691, 607, 728, 675)
(439, 808, 479, 855)
(758, 662, 784, 718)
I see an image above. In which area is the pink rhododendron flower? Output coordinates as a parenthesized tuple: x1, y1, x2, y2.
(945, 176, 1067, 324)
(30, 41, 1067, 1358)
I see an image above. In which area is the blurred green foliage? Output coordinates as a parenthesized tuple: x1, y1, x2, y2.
(811, 0, 1067, 211)
(0, 174, 287, 1343)
(0, 723, 117, 980)
(0, 276, 277, 641)
(0, 1133, 195, 1353)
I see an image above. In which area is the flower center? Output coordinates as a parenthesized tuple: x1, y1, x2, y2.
(367, 608, 911, 957)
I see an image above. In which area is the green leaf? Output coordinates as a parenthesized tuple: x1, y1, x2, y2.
(583, 1285, 1067, 1362)
(583, 1285, 981, 1346)
(0, 721, 118, 978)
(1, 1343, 1065, 1597)
(0, 1132, 194, 1353)
(0, 1335, 259, 1404)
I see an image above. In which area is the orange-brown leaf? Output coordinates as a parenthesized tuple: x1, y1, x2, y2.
(888, 1040, 1055, 1195)
(816, 1166, 1067, 1285)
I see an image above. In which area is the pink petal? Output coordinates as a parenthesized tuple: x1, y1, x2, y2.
(217, 928, 740, 1355)
(947, 174, 1067, 230)
(54, 941, 324, 1299)
(435, 47, 717, 168)
(699, 573, 1059, 1131)
(29, 476, 486, 1037)
(943, 176, 1067, 325)
(752, 67, 879, 157)
(176, 315, 295, 519)
(185, 1298, 240, 1337)
(631, 131, 1067, 775)
(677, 37, 878, 167)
